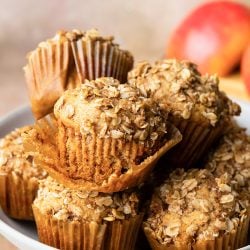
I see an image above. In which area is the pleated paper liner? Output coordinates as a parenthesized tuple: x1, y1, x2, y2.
(0, 171, 38, 220)
(71, 36, 134, 84)
(164, 116, 229, 169)
(23, 117, 181, 193)
(24, 39, 80, 119)
(143, 213, 250, 250)
(33, 205, 143, 250)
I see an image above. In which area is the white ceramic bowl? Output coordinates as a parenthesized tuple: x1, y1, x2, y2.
(0, 101, 249, 250)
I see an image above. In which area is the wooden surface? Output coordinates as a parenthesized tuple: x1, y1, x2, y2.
(0, 74, 249, 250)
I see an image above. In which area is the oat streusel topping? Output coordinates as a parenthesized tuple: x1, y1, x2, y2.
(206, 125, 250, 196)
(0, 127, 47, 180)
(34, 177, 141, 222)
(144, 168, 248, 246)
(128, 60, 240, 125)
(38, 29, 111, 45)
(54, 77, 168, 143)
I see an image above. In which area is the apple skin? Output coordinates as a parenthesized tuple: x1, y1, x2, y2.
(166, 1, 250, 76)
(241, 44, 250, 94)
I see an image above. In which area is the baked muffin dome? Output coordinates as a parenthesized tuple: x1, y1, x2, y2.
(33, 176, 144, 250)
(54, 77, 168, 146)
(34, 176, 141, 223)
(128, 59, 240, 125)
(24, 29, 134, 119)
(206, 125, 250, 199)
(24, 77, 181, 192)
(54, 77, 171, 184)
(0, 126, 47, 220)
(143, 168, 249, 249)
(128, 59, 241, 168)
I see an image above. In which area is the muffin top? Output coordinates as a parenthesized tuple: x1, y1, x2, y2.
(30, 29, 109, 54)
(206, 125, 250, 194)
(54, 77, 168, 145)
(36, 29, 132, 58)
(34, 177, 141, 222)
(144, 168, 249, 246)
(128, 59, 240, 125)
(0, 127, 47, 180)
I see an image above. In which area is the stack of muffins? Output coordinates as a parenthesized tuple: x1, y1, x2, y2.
(0, 29, 249, 250)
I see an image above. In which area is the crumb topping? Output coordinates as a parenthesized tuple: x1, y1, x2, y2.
(54, 77, 168, 144)
(38, 29, 111, 46)
(144, 168, 248, 246)
(34, 177, 141, 222)
(206, 125, 250, 196)
(0, 127, 47, 180)
(128, 60, 240, 125)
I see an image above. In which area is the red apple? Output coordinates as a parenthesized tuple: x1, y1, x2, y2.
(166, 1, 250, 76)
(241, 44, 250, 94)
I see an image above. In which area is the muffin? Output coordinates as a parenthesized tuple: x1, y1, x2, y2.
(23, 77, 182, 192)
(205, 125, 250, 202)
(24, 29, 134, 119)
(143, 168, 249, 250)
(128, 59, 241, 168)
(0, 126, 47, 220)
(33, 176, 144, 250)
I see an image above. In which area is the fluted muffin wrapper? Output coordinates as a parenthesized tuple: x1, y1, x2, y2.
(23, 117, 181, 193)
(143, 213, 250, 250)
(0, 171, 38, 220)
(24, 40, 80, 119)
(164, 116, 228, 169)
(33, 205, 143, 250)
(24, 36, 133, 120)
(71, 38, 133, 84)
